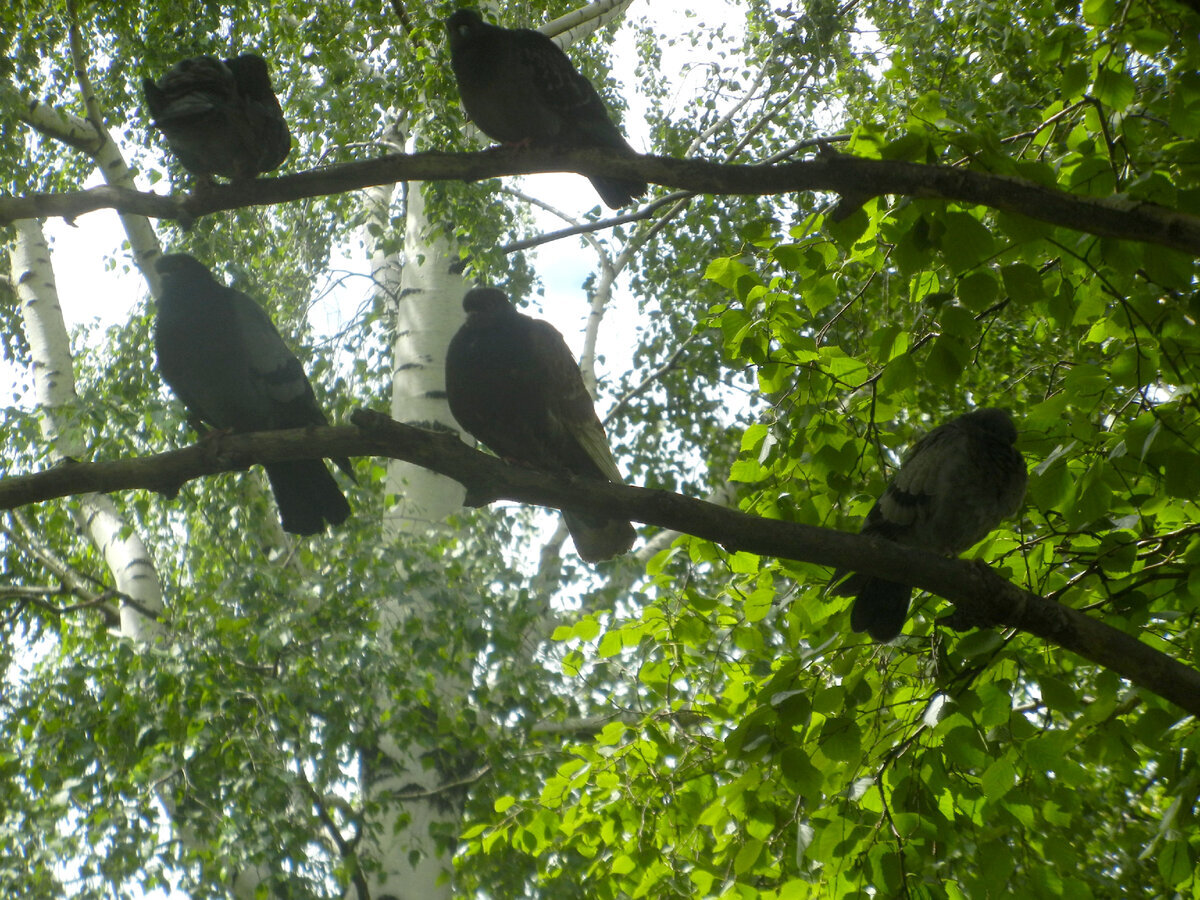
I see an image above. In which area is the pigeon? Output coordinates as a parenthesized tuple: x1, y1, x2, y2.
(830, 408, 1027, 641)
(444, 287, 636, 562)
(153, 253, 351, 536)
(444, 8, 647, 209)
(143, 53, 291, 181)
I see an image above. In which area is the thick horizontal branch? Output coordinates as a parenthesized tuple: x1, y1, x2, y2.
(2, 147, 1197, 255)
(1, 408, 1197, 716)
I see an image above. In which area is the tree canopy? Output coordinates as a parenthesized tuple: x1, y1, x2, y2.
(2, 0, 1200, 898)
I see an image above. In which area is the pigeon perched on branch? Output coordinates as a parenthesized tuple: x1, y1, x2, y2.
(444, 8, 647, 209)
(143, 53, 291, 181)
(153, 253, 351, 536)
(444, 287, 636, 562)
(831, 408, 1027, 641)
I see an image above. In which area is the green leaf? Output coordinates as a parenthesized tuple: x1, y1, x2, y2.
(980, 840, 1017, 884)
(1082, 0, 1115, 26)
(1142, 245, 1197, 290)
(938, 304, 977, 339)
(818, 717, 862, 762)
(828, 208, 870, 245)
(980, 756, 1017, 802)
(881, 132, 928, 160)
(925, 335, 968, 387)
(880, 352, 918, 393)
(611, 854, 636, 876)
(1129, 28, 1169, 55)
(1157, 840, 1193, 886)
(893, 216, 935, 273)
(743, 586, 773, 622)
(781, 747, 823, 796)
(1165, 449, 1200, 498)
(940, 212, 996, 273)
(733, 839, 764, 875)
(956, 629, 1004, 658)
(772, 244, 807, 271)
(1094, 65, 1135, 111)
(1039, 676, 1081, 713)
(596, 630, 624, 658)
(704, 256, 754, 290)
(575, 616, 601, 642)
(909, 270, 942, 304)
(957, 271, 999, 312)
(1000, 263, 1043, 304)
(1060, 62, 1089, 100)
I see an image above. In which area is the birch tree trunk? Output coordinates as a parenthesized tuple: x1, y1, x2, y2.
(10, 219, 163, 639)
(353, 5, 642, 892)
(359, 169, 469, 898)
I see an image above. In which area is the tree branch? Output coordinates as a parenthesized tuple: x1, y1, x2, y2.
(0, 408, 1196, 716)
(2, 81, 104, 154)
(3, 148, 1196, 254)
(65, 0, 109, 140)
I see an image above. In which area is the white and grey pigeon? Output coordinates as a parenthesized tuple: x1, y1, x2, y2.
(444, 287, 636, 562)
(444, 8, 647, 210)
(154, 254, 351, 536)
(831, 408, 1027, 641)
(143, 53, 291, 181)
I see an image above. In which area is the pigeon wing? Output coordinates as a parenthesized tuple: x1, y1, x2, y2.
(144, 56, 238, 123)
(863, 423, 958, 541)
(513, 30, 605, 124)
(226, 288, 326, 429)
(512, 27, 647, 208)
(527, 319, 624, 484)
(225, 53, 291, 173)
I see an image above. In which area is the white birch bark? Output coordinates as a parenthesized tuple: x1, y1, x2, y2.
(359, 153, 468, 900)
(9, 219, 163, 639)
(381, 177, 469, 525)
(355, 5, 639, 894)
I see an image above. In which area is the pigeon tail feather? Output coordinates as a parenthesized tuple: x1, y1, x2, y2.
(265, 460, 350, 536)
(563, 510, 636, 563)
(589, 176, 647, 210)
(849, 577, 912, 642)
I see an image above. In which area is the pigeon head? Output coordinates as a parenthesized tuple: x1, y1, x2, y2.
(445, 9, 486, 48)
(173, 56, 233, 85)
(155, 253, 214, 282)
(462, 287, 512, 316)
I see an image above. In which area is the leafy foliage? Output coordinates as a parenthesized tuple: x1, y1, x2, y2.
(2, 0, 1199, 897)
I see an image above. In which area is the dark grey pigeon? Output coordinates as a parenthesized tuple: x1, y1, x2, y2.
(153, 254, 351, 536)
(831, 408, 1027, 641)
(445, 287, 636, 562)
(444, 8, 647, 210)
(143, 53, 291, 181)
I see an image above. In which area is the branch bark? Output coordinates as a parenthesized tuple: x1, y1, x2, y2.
(3, 148, 1197, 255)
(1, 408, 1197, 717)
